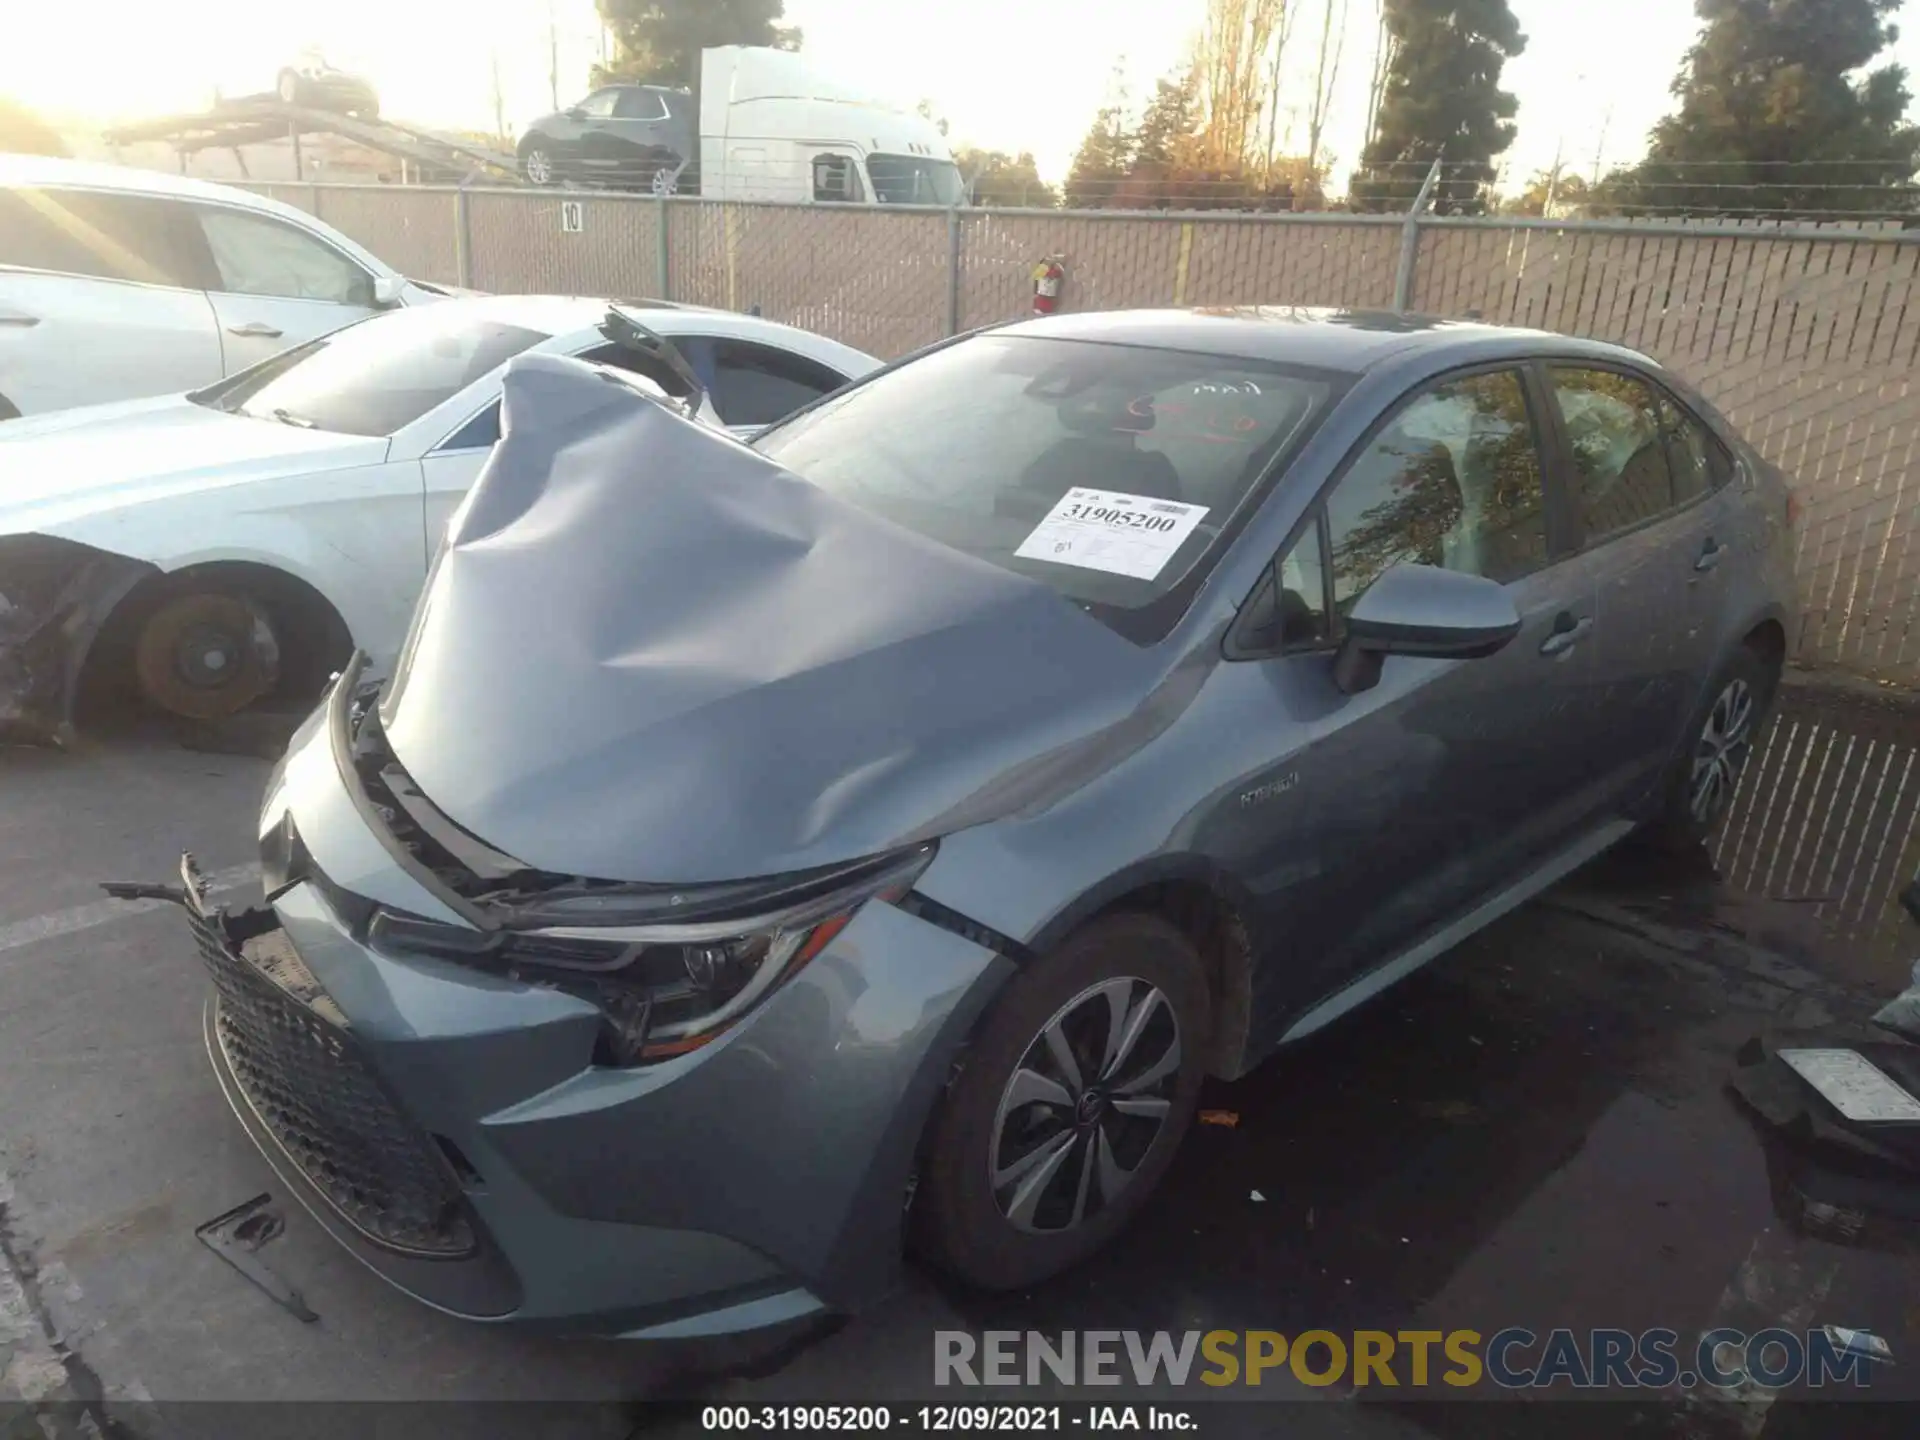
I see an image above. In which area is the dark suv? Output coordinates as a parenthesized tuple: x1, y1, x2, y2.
(518, 86, 695, 191)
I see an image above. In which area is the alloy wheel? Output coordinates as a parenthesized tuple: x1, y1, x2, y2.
(1688, 677, 1755, 826)
(525, 149, 554, 185)
(988, 976, 1181, 1235)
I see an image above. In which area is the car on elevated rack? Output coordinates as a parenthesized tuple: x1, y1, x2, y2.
(0, 296, 877, 742)
(517, 83, 694, 190)
(275, 48, 380, 120)
(0, 155, 453, 421)
(160, 308, 1797, 1336)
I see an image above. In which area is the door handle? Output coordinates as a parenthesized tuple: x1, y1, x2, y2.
(1539, 615, 1594, 657)
(226, 322, 284, 339)
(1695, 538, 1728, 573)
(0, 310, 40, 327)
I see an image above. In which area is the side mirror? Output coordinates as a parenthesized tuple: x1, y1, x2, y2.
(1331, 563, 1521, 695)
(372, 274, 407, 307)
(565, 107, 586, 120)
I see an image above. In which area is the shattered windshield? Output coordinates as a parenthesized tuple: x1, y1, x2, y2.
(753, 334, 1344, 633)
(194, 306, 548, 437)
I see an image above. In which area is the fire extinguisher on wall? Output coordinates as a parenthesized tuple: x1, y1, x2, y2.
(1031, 256, 1066, 315)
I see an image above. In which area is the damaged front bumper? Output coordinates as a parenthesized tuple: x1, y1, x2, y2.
(148, 669, 1014, 1334)
(0, 534, 155, 745)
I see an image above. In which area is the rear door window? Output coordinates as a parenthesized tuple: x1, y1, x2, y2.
(1548, 367, 1679, 540)
(1659, 394, 1732, 504)
(0, 187, 210, 288)
(612, 90, 669, 121)
(706, 341, 847, 428)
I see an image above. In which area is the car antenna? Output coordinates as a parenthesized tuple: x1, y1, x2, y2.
(600, 305, 706, 418)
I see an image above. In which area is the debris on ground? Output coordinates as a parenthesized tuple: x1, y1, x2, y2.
(194, 1193, 318, 1323)
(1820, 1326, 1893, 1365)
(1249, 1190, 1265, 1203)
(1198, 1109, 1239, 1128)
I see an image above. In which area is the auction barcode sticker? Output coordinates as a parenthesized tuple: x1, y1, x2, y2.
(1013, 487, 1210, 581)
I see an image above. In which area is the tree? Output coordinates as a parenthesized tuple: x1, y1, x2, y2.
(1601, 0, 1920, 220)
(0, 96, 65, 157)
(1193, 0, 1291, 173)
(953, 147, 1058, 207)
(1349, 0, 1527, 215)
(1305, 0, 1350, 171)
(1133, 72, 1204, 172)
(1502, 166, 1591, 217)
(595, 0, 801, 89)
(1064, 65, 1135, 208)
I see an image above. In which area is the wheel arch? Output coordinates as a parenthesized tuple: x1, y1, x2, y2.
(81, 556, 354, 707)
(1024, 855, 1261, 1082)
(1741, 613, 1788, 670)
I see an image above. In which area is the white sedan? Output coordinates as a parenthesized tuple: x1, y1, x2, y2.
(0, 295, 877, 740)
(0, 155, 458, 420)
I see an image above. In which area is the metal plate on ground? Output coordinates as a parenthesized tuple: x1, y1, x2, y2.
(1779, 1048, 1920, 1123)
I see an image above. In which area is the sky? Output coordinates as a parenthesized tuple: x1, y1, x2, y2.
(7, 0, 1920, 191)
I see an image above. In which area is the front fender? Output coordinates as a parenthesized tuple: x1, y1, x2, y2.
(0, 535, 157, 746)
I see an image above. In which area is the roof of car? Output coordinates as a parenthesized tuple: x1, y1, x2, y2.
(992, 307, 1639, 372)
(0, 153, 309, 208)
(402, 294, 777, 336)
(361, 294, 878, 371)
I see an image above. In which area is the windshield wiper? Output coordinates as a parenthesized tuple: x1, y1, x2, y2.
(270, 407, 318, 429)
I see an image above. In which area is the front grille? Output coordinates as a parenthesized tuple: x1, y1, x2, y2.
(190, 907, 477, 1257)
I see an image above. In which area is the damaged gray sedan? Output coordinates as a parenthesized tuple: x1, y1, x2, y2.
(157, 309, 1796, 1333)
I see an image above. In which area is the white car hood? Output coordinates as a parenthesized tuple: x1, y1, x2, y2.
(0, 395, 388, 544)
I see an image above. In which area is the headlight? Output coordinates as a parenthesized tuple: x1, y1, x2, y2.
(367, 842, 936, 1065)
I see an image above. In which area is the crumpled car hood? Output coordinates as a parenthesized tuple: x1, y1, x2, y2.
(379, 353, 1184, 884)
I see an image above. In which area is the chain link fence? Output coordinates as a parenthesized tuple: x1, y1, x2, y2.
(247, 183, 1920, 688)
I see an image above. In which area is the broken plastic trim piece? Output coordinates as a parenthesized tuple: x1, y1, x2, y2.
(195, 1192, 319, 1323)
(895, 891, 1036, 966)
(328, 651, 498, 934)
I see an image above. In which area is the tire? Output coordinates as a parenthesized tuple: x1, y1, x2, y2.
(522, 147, 556, 186)
(912, 912, 1210, 1291)
(1641, 644, 1781, 852)
(131, 589, 281, 722)
(277, 70, 301, 106)
(0, 393, 18, 422)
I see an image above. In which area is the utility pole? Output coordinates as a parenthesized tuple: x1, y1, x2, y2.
(1591, 104, 1613, 187)
(548, 0, 561, 112)
(490, 50, 507, 142)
